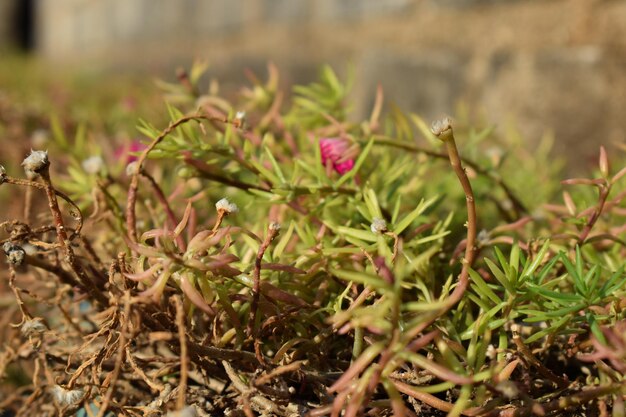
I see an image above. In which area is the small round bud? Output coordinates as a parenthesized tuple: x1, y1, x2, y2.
(486, 344, 497, 360)
(126, 161, 139, 177)
(21, 317, 47, 337)
(477, 229, 491, 246)
(496, 381, 519, 399)
(431, 117, 453, 140)
(3, 242, 25, 266)
(215, 198, 238, 214)
(7, 248, 25, 265)
(52, 385, 85, 406)
(370, 217, 388, 234)
(22, 150, 49, 176)
(599, 146, 609, 178)
(234, 111, 247, 129)
(81, 155, 104, 174)
(269, 222, 281, 232)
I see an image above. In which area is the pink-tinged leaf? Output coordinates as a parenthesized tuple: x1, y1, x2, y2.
(180, 274, 216, 317)
(491, 216, 532, 234)
(260, 282, 308, 306)
(599, 145, 609, 177)
(123, 263, 162, 282)
(578, 205, 597, 218)
(392, 381, 455, 413)
(261, 263, 306, 274)
(139, 269, 171, 300)
(206, 254, 241, 277)
(563, 191, 577, 215)
(328, 342, 386, 393)
(173, 201, 192, 239)
(612, 166, 626, 183)
(561, 178, 604, 186)
(337, 323, 352, 335)
(141, 228, 169, 241)
(542, 203, 570, 215)
(123, 236, 162, 258)
(184, 258, 210, 271)
(187, 227, 232, 253)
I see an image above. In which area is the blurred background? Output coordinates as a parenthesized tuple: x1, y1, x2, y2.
(1, 0, 625, 169)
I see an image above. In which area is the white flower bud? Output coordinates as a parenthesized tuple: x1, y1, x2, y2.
(7, 248, 25, 265)
(370, 217, 387, 234)
(477, 229, 490, 246)
(431, 117, 453, 139)
(126, 161, 139, 177)
(3, 242, 25, 266)
(215, 198, 238, 214)
(486, 344, 497, 360)
(22, 150, 49, 176)
(81, 155, 104, 174)
(269, 222, 281, 232)
(21, 317, 47, 337)
(234, 111, 247, 129)
(496, 381, 519, 399)
(52, 385, 85, 406)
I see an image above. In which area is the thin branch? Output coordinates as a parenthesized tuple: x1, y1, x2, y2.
(174, 296, 189, 410)
(248, 223, 281, 346)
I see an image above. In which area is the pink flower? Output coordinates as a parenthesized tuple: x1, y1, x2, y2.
(115, 140, 147, 164)
(319, 138, 355, 175)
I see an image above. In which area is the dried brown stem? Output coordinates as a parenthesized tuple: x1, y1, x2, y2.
(174, 296, 189, 410)
(254, 360, 306, 387)
(38, 168, 108, 307)
(2, 175, 84, 237)
(96, 292, 130, 417)
(482, 382, 624, 417)
(222, 360, 284, 416)
(247, 223, 281, 341)
(8, 265, 31, 324)
(392, 380, 480, 416)
(22, 253, 80, 288)
(512, 333, 568, 388)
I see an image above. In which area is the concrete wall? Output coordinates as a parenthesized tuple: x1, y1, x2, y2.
(28, 0, 626, 168)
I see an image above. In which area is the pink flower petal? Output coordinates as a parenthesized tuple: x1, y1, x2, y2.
(319, 138, 355, 175)
(115, 140, 147, 164)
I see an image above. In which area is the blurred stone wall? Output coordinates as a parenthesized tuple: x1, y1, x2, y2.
(29, 0, 626, 168)
(0, 0, 18, 48)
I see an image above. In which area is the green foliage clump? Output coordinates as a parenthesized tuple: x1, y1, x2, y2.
(2, 61, 626, 416)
